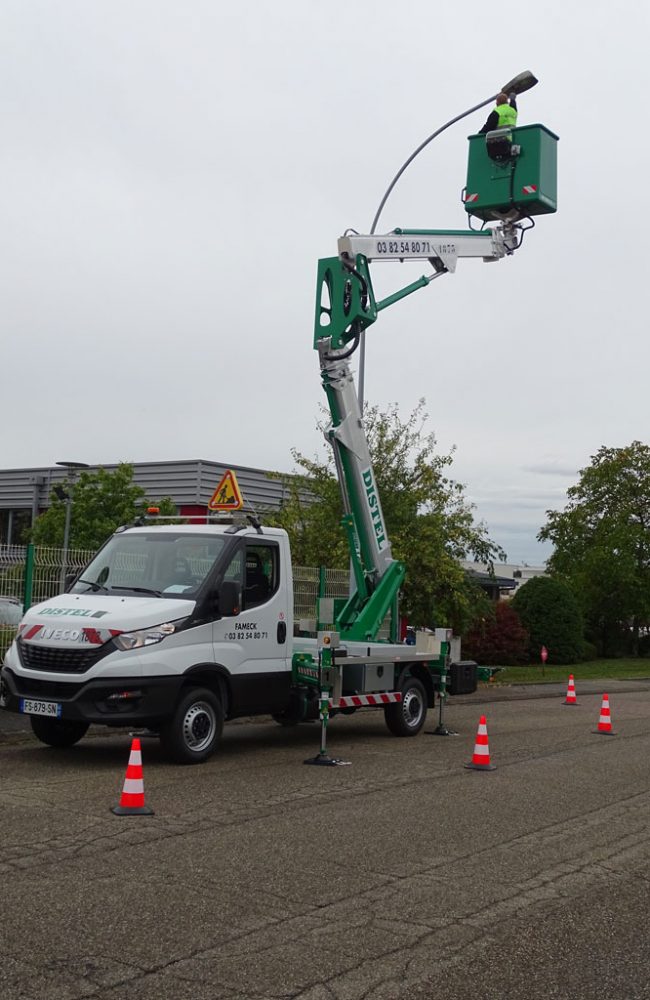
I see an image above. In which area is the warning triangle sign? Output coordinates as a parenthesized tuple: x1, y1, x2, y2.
(208, 469, 244, 510)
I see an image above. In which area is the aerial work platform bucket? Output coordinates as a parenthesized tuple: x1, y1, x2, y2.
(464, 123, 559, 222)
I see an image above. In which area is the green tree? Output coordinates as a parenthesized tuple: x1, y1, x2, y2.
(32, 464, 178, 551)
(511, 576, 583, 665)
(539, 441, 650, 656)
(269, 400, 504, 632)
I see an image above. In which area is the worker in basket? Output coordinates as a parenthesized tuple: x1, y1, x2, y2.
(479, 91, 518, 161)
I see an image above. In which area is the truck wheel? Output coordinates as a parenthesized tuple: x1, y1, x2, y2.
(30, 716, 89, 748)
(160, 687, 223, 765)
(384, 677, 427, 737)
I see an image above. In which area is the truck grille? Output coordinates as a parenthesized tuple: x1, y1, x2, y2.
(17, 639, 111, 674)
(9, 674, 86, 699)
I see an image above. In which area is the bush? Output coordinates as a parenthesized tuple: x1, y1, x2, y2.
(580, 640, 599, 662)
(462, 601, 529, 665)
(511, 576, 583, 665)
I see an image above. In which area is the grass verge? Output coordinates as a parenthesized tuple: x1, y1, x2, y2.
(491, 659, 650, 685)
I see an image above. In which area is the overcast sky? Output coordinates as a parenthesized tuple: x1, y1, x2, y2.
(2, 1, 648, 565)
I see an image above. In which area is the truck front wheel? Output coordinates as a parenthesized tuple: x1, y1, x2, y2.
(30, 716, 89, 748)
(384, 677, 427, 737)
(160, 687, 224, 764)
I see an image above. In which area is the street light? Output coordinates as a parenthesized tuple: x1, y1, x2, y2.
(55, 461, 90, 590)
(357, 71, 538, 409)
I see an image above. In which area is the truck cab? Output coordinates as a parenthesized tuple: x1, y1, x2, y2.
(0, 523, 296, 762)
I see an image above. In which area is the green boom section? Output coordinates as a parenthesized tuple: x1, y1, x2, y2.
(314, 255, 377, 352)
(335, 559, 406, 642)
(314, 254, 406, 642)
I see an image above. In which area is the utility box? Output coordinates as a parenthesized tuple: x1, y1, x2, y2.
(344, 660, 393, 694)
(464, 123, 559, 222)
(449, 661, 478, 696)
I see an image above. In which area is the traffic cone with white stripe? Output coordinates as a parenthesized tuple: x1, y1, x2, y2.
(464, 715, 496, 771)
(563, 674, 578, 705)
(593, 693, 616, 736)
(111, 737, 154, 815)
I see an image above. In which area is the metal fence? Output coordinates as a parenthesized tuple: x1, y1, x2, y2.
(0, 545, 365, 658)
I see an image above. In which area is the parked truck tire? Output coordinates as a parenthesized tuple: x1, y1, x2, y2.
(30, 716, 89, 748)
(384, 676, 427, 737)
(160, 687, 224, 764)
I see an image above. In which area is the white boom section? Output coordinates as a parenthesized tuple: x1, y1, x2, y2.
(338, 228, 510, 273)
(318, 343, 395, 581)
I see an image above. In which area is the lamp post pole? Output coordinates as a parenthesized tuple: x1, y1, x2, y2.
(56, 461, 89, 590)
(357, 71, 538, 410)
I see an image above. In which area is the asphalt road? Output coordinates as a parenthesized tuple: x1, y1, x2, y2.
(1, 685, 650, 1000)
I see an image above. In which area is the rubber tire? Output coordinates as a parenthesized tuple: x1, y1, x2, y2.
(384, 676, 428, 737)
(30, 716, 89, 748)
(160, 687, 224, 765)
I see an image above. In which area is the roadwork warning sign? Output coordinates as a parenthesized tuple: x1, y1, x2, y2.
(208, 469, 244, 510)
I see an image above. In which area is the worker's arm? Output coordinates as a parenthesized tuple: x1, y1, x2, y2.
(479, 109, 499, 134)
(509, 94, 518, 111)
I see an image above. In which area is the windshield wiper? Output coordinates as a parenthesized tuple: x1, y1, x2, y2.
(77, 578, 109, 593)
(109, 585, 163, 597)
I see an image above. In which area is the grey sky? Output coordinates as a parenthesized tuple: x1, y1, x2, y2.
(2, 1, 648, 565)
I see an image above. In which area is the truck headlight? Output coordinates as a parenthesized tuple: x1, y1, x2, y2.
(113, 622, 178, 651)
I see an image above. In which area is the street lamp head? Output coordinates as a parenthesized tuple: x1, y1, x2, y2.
(501, 71, 538, 96)
(56, 461, 90, 471)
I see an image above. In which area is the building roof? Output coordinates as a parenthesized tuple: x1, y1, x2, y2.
(0, 459, 294, 512)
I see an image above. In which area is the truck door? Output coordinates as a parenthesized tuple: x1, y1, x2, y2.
(213, 539, 291, 714)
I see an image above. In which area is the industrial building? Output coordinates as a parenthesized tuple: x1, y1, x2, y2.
(0, 460, 292, 543)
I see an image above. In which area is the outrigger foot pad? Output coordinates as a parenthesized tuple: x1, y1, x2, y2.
(304, 754, 351, 766)
(430, 725, 459, 736)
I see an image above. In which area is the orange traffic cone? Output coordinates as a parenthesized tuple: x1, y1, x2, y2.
(111, 737, 154, 815)
(593, 693, 616, 736)
(563, 674, 578, 705)
(464, 715, 496, 771)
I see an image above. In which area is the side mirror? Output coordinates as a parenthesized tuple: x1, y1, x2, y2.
(218, 580, 241, 618)
(64, 573, 77, 591)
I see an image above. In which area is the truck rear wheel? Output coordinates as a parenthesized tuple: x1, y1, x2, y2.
(384, 677, 427, 737)
(30, 716, 89, 748)
(160, 687, 224, 765)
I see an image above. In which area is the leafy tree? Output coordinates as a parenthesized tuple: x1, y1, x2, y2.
(32, 464, 178, 551)
(539, 441, 650, 656)
(269, 400, 505, 632)
(511, 576, 583, 665)
(462, 601, 529, 666)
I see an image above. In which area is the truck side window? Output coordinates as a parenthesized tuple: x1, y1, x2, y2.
(244, 544, 279, 609)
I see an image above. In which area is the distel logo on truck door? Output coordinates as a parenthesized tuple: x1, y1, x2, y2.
(362, 468, 387, 551)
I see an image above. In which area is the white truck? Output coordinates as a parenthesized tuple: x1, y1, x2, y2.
(1, 219, 535, 762)
(0, 520, 478, 762)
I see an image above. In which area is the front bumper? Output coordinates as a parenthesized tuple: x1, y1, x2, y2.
(0, 666, 183, 726)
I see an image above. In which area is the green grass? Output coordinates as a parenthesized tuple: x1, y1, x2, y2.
(490, 659, 650, 684)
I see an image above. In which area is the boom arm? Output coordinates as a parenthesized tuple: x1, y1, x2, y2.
(314, 223, 520, 641)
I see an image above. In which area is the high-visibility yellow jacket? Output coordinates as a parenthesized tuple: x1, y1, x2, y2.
(495, 103, 518, 129)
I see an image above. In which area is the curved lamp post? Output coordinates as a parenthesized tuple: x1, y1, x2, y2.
(358, 71, 538, 408)
(55, 461, 89, 589)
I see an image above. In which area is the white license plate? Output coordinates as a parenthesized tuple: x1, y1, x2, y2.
(19, 699, 62, 718)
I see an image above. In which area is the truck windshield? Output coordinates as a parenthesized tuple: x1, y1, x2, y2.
(70, 533, 227, 598)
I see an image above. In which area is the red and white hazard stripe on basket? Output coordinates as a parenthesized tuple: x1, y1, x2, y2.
(522, 184, 537, 194)
(464, 192, 479, 203)
(330, 692, 402, 708)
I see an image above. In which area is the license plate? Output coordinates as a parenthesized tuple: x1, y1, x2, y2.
(19, 699, 62, 718)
